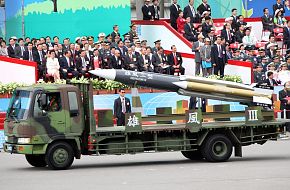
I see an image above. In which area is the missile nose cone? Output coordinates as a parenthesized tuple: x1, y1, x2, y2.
(173, 81, 188, 89)
(89, 69, 116, 80)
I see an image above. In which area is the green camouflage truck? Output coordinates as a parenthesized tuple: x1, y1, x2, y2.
(3, 82, 288, 170)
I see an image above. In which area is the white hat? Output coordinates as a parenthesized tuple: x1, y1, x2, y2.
(98, 33, 106, 38)
(225, 17, 233, 22)
(275, 9, 281, 17)
(75, 37, 80, 42)
(267, 43, 275, 49)
(11, 36, 17, 40)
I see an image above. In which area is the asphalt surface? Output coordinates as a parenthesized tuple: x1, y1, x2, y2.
(0, 139, 290, 190)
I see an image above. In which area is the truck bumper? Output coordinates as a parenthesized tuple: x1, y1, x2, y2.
(3, 143, 47, 155)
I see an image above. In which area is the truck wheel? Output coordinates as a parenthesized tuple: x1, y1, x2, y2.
(45, 142, 74, 170)
(201, 134, 233, 162)
(181, 150, 203, 160)
(25, 155, 47, 167)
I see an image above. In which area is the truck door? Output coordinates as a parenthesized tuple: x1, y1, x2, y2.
(32, 91, 66, 135)
(67, 91, 84, 134)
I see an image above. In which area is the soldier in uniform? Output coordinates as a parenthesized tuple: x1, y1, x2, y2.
(254, 64, 266, 83)
(129, 24, 138, 42)
(48, 95, 60, 112)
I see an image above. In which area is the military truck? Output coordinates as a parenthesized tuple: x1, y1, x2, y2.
(3, 82, 288, 170)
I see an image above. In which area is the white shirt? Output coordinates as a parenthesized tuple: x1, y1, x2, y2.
(46, 57, 60, 71)
(278, 70, 290, 85)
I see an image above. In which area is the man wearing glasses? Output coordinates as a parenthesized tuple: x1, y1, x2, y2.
(114, 89, 132, 126)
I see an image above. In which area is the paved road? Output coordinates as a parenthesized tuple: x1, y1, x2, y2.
(0, 139, 290, 190)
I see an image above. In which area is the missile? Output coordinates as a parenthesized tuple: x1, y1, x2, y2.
(89, 69, 273, 104)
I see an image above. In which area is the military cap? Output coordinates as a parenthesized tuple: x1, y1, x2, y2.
(130, 23, 136, 28)
(98, 33, 106, 38)
(141, 40, 147, 44)
(154, 39, 161, 44)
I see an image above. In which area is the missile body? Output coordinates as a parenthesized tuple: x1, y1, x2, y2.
(89, 69, 273, 104)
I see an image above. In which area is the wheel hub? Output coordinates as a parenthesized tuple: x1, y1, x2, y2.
(53, 148, 68, 164)
(212, 141, 227, 156)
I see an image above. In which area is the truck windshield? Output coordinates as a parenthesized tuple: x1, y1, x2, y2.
(7, 90, 32, 120)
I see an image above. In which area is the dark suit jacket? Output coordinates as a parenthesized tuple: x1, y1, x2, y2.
(110, 56, 125, 69)
(183, 5, 199, 23)
(116, 47, 127, 57)
(138, 54, 152, 71)
(211, 44, 228, 65)
(279, 89, 290, 110)
(235, 30, 245, 43)
(150, 5, 160, 20)
(111, 31, 121, 41)
(15, 46, 28, 59)
(283, 27, 290, 42)
(59, 56, 76, 72)
(142, 5, 152, 20)
(76, 56, 90, 71)
(221, 29, 234, 43)
(33, 50, 46, 65)
(202, 22, 212, 37)
(151, 53, 167, 67)
(7, 45, 18, 58)
(170, 4, 181, 25)
(197, 3, 211, 17)
(262, 14, 274, 30)
(231, 15, 238, 31)
(184, 23, 196, 41)
(124, 54, 138, 70)
(114, 97, 131, 118)
(167, 52, 182, 66)
(264, 78, 278, 86)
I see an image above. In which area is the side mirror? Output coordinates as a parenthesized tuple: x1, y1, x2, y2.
(40, 94, 47, 109)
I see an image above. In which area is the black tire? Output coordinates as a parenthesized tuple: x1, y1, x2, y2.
(201, 134, 233, 162)
(45, 142, 74, 170)
(25, 154, 47, 167)
(181, 150, 203, 160)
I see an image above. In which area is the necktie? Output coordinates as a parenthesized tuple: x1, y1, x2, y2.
(82, 57, 86, 67)
(67, 58, 70, 67)
(174, 54, 178, 65)
(21, 47, 24, 56)
(29, 51, 32, 61)
(218, 46, 222, 58)
(228, 31, 231, 41)
(39, 51, 42, 62)
(122, 98, 126, 113)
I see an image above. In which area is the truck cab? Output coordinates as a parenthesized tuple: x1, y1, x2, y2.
(3, 83, 95, 169)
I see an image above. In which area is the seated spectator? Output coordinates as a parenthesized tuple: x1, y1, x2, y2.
(152, 47, 170, 74)
(91, 49, 102, 70)
(221, 23, 235, 44)
(0, 40, 8, 57)
(15, 38, 27, 59)
(254, 64, 266, 83)
(33, 43, 46, 79)
(262, 8, 274, 32)
(265, 62, 278, 80)
(265, 35, 278, 51)
(273, 9, 286, 28)
(236, 15, 247, 29)
(46, 50, 60, 81)
(124, 47, 138, 71)
(110, 49, 125, 69)
(202, 16, 213, 37)
(284, 20, 290, 49)
(266, 43, 277, 60)
(76, 50, 91, 76)
(264, 71, 279, 86)
(184, 17, 197, 42)
(59, 50, 79, 79)
(176, 10, 186, 35)
(7, 37, 18, 58)
(277, 62, 290, 85)
(242, 28, 257, 50)
(235, 24, 245, 43)
(138, 47, 153, 72)
(23, 42, 34, 61)
(167, 45, 185, 75)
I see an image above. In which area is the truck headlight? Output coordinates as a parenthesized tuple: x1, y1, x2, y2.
(5, 136, 8, 142)
(18, 138, 31, 144)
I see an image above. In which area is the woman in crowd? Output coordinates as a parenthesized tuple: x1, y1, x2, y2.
(176, 10, 186, 35)
(273, 9, 286, 28)
(0, 40, 8, 56)
(46, 50, 60, 81)
(277, 63, 290, 85)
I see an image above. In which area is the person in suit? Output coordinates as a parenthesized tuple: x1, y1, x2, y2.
(273, 0, 285, 16)
(7, 38, 18, 58)
(197, 0, 211, 20)
(183, 0, 199, 23)
(284, 20, 290, 49)
(235, 24, 245, 43)
(142, 0, 153, 20)
(110, 49, 125, 69)
(231, 8, 238, 31)
(279, 81, 290, 131)
(262, 8, 274, 32)
(33, 44, 46, 79)
(23, 42, 34, 61)
(221, 23, 235, 44)
(184, 17, 197, 42)
(211, 36, 228, 77)
(138, 47, 152, 71)
(14, 38, 28, 59)
(150, 0, 160, 20)
(264, 71, 278, 86)
(242, 28, 257, 50)
(116, 41, 127, 57)
(192, 34, 204, 75)
(151, 47, 170, 74)
(124, 47, 138, 71)
(111, 25, 121, 42)
(114, 88, 131, 126)
(59, 50, 79, 79)
(200, 38, 212, 76)
(167, 45, 185, 75)
(76, 50, 91, 76)
(170, 0, 181, 30)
